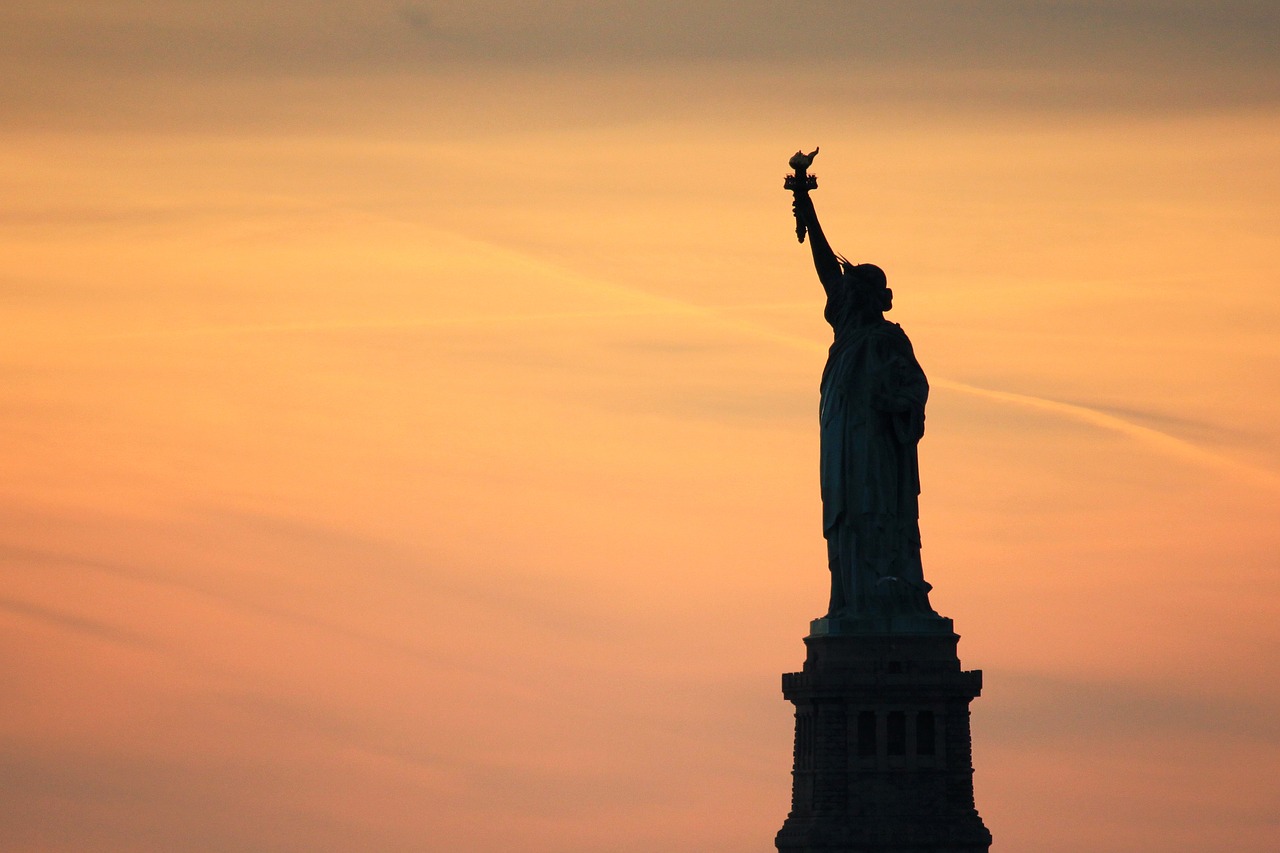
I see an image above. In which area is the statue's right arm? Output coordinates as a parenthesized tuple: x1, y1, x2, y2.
(793, 190, 842, 293)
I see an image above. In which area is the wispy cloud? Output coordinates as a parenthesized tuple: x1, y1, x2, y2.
(935, 378, 1280, 494)
(71, 217, 1275, 496)
(6, 2, 1277, 76)
(986, 670, 1280, 746)
(2, 1, 1276, 118)
(0, 596, 156, 649)
(0, 503, 624, 665)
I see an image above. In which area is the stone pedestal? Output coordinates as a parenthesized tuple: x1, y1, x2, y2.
(776, 616, 991, 852)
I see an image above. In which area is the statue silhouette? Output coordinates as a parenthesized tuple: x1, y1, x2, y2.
(786, 149, 937, 620)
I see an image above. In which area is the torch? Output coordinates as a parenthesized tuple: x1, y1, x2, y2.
(784, 147, 819, 243)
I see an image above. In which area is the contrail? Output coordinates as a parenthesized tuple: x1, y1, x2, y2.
(932, 378, 1280, 494)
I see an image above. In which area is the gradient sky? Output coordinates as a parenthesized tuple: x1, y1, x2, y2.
(2, 3, 1278, 851)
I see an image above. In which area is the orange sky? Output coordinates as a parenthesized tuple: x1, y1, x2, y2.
(2, 3, 1279, 851)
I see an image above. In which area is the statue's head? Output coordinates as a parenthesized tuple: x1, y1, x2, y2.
(840, 261, 892, 314)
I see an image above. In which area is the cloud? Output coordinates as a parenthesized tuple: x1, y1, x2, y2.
(0, 596, 156, 649)
(985, 671, 1280, 746)
(2, 1, 1276, 114)
(13, 1, 1268, 72)
(37, 189, 1270, 496)
(934, 378, 1280, 495)
(0, 733, 432, 853)
(0, 502, 624, 660)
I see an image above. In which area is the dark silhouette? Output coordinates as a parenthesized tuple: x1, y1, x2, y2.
(786, 149, 936, 620)
(776, 150, 991, 852)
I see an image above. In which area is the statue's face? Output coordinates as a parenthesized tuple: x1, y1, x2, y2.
(845, 274, 893, 315)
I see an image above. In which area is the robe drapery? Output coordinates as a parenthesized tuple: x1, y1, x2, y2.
(819, 287, 935, 617)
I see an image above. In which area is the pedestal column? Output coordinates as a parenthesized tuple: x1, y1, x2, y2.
(776, 617, 992, 852)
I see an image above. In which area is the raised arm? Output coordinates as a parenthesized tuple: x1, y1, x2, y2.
(785, 148, 842, 293)
(793, 190, 842, 292)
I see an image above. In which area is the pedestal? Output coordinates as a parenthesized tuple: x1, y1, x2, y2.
(776, 617, 992, 852)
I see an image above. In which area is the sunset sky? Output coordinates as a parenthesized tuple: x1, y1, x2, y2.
(2, 2, 1278, 851)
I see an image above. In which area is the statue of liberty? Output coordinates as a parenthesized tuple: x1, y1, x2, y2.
(785, 149, 938, 620)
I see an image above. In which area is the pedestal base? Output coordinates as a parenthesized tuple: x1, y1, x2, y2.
(776, 628, 991, 852)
